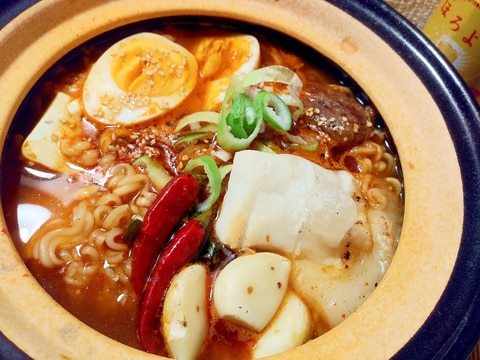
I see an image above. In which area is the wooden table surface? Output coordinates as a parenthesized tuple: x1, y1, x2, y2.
(385, 0, 440, 29)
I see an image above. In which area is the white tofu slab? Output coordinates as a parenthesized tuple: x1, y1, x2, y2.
(21, 92, 82, 173)
(215, 150, 358, 263)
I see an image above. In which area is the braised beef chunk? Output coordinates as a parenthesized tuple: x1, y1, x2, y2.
(300, 83, 376, 149)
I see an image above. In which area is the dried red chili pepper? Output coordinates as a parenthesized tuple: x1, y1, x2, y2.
(131, 173, 199, 296)
(137, 219, 206, 353)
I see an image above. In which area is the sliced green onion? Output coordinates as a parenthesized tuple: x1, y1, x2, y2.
(254, 90, 292, 131)
(184, 156, 222, 212)
(241, 65, 303, 90)
(133, 155, 172, 189)
(203, 240, 218, 261)
(220, 74, 243, 117)
(175, 123, 218, 147)
(210, 148, 232, 162)
(194, 123, 218, 133)
(279, 94, 304, 121)
(283, 132, 319, 151)
(241, 65, 304, 121)
(217, 66, 305, 151)
(174, 111, 220, 132)
(125, 218, 143, 242)
(174, 133, 209, 147)
(218, 164, 233, 180)
(252, 140, 278, 153)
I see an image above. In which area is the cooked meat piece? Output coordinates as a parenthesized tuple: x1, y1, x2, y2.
(300, 83, 376, 149)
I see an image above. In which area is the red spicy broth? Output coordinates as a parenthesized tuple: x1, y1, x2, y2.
(0, 18, 403, 359)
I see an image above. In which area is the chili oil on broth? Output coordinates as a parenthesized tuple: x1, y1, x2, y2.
(0, 18, 403, 359)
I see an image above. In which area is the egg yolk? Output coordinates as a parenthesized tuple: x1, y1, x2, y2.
(110, 37, 193, 97)
(195, 36, 257, 80)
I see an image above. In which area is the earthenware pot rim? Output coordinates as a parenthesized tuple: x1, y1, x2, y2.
(1, 0, 480, 359)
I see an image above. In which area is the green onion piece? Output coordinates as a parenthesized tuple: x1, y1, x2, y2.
(241, 65, 304, 121)
(217, 66, 305, 151)
(254, 90, 292, 131)
(193, 208, 213, 229)
(218, 164, 233, 180)
(279, 94, 304, 121)
(133, 155, 172, 189)
(174, 133, 209, 147)
(174, 124, 217, 147)
(184, 156, 222, 212)
(203, 240, 218, 261)
(192, 123, 218, 133)
(252, 140, 278, 153)
(283, 132, 319, 151)
(125, 218, 143, 242)
(174, 111, 220, 132)
(241, 65, 303, 90)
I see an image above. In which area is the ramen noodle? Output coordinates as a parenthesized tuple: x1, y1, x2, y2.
(0, 21, 403, 359)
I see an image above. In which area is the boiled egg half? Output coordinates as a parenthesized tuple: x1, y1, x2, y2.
(190, 34, 260, 109)
(82, 32, 198, 125)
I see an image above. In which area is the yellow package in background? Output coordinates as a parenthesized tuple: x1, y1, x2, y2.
(424, 0, 480, 102)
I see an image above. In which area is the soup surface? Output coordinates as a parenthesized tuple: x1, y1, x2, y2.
(1, 19, 403, 359)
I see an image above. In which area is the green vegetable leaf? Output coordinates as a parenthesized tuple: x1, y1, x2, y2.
(125, 218, 143, 242)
